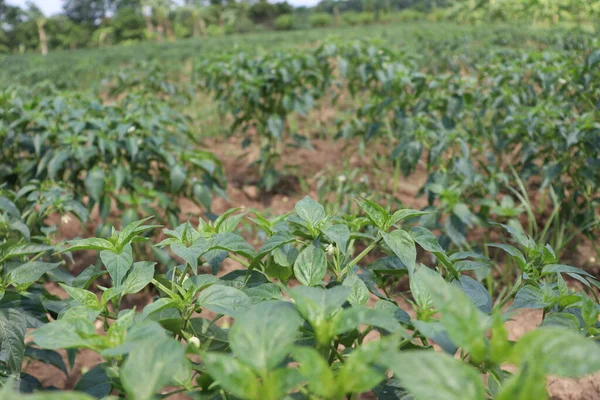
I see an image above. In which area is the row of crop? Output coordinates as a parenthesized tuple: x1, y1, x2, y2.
(1, 23, 598, 91)
(195, 39, 600, 259)
(2, 195, 600, 398)
(0, 83, 227, 248)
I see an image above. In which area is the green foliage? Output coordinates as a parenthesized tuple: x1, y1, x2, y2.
(0, 84, 225, 229)
(309, 12, 334, 27)
(274, 14, 295, 31)
(1, 21, 600, 400)
(197, 48, 333, 190)
(0, 196, 597, 398)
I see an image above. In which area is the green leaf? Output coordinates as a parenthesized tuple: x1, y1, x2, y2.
(188, 318, 229, 352)
(497, 361, 548, 400)
(74, 363, 111, 398)
(229, 301, 302, 373)
(107, 310, 136, 345)
(412, 268, 488, 362)
(295, 196, 326, 229)
(509, 286, 552, 311)
(388, 209, 432, 228)
(73, 265, 105, 289)
(0, 196, 20, 218)
(487, 243, 526, 269)
(541, 313, 580, 330)
(66, 238, 115, 252)
(202, 353, 261, 399)
(337, 337, 398, 393)
(293, 243, 327, 286)
(197, 284, 251, 317)
(99, 244, 133, 288)
(255, 231, 296, 259)
(267, 114, 283, 140)
(47, 150, 70, 180)
(410, 226, 444, 253)
(4, 244, 53, 260)
(291, 346, 337, 398)
(381, 230, 416, 273)
(541, 264, 594, 279)
(118, 216, 159, 247)
(334, 306, 405, 335)
(454, 275, 491, 313)
(8, 219, 30, 240)
(9, 261, 61, 285)
(355, 197, 388, 229)
(120, 261, 155, 295)
(374, 300, 411, 325)
(412, 320, 457, 355)
(0, 309, 26, 375)
(511, 327, 600, 378)
(290, 285, 350, 326)
(121, 339, 189, 400)
(452, 203, 477, 227)
(170, 164, 186, 192)
(208, 233, 255, 259)
(382, 351, 486, 400)
(171, 237, 207, 271)
(263, 368, 303, 399)
(85, 168, 105, 203)
(342, 272, 369, 306)
(32, 318, 97, 350)
(183, 275, 219, 297)
(59, 284, 101, 310)
(323, 224, 350, 254)
(24, 347, 68, 376)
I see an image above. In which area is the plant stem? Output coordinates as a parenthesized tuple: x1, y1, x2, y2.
(343, 236, 382, 274)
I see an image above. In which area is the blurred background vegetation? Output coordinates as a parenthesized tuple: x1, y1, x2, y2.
(1, 0, 599, 55)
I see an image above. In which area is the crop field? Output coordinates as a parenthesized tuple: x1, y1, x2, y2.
(1, 22, 600, 400)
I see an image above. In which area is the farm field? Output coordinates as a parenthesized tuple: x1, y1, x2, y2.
(1, 21, 600, 400)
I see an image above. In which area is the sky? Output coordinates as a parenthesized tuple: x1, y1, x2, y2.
(7, 0, 320, 16)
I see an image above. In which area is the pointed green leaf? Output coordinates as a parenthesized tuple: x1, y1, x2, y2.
(293, 243, 327, 286)
(100, 244, 133, 288)
(381, 230, 416, 273)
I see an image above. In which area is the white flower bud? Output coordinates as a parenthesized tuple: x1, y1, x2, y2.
(188, 336, 200, 348)
(326, 243, 335, 255)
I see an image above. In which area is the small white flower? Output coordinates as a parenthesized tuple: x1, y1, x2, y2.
(337, 175, 347, 183)
(359, 175, 368, 183)
(61, 215, 72, 224)
(558, 78, 566, 85)
(326, 243, 335, 255)
(127, 125, 136, 133)
(188, 336, 200, 348)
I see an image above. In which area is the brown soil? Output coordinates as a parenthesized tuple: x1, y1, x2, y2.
(23, 134, 599, 399)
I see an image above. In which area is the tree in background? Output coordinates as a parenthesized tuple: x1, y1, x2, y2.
(111, 6, 146, 43)
(25, 1, 47, 55)
(63, 0, 108, 25)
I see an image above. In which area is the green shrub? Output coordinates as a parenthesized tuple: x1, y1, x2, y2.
(234, 16, 259, 33)
(274, 14, 295, 30)
(309, 12, 333, 28)
(342, 11, 361, 26)
(427, 8, 449, 22)
(358, 12, 374, 25)
(207, 24, 225, 37)
(394, 9, 427, 22)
